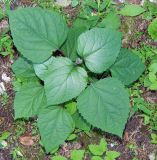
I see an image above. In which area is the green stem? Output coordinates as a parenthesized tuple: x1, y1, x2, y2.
(97, 0, 101, 15)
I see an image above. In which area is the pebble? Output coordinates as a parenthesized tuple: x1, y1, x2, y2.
(55, 0, 71, 7)
(1, 73, 11, 83)
(0, 82, 6, 95)
(110, 143, 115, 147)
(149, 152, 157, 160)
(1, 141, 8, 148)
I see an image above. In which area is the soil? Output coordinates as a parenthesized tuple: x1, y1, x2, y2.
(0, 56, 14, 160)
(0, 0, 157, 160)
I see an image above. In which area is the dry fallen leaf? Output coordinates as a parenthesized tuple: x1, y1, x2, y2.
(124, 131, 129, 142)
(19, 136, 34, 146)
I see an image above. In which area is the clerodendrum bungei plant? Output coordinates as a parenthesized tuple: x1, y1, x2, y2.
(9, 7, 145, 152)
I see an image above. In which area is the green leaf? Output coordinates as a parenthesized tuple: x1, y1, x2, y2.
(72, 0, 79, 7)
(61, 26, 87, 61)
(105, 151, 120, 160)
(34, 57, 55, 80)
(149, 63, 157, 73)
(73, 16, 99, 29)
(34, 57, 88, 105)
(88, 138, 107, 156)
(151, 134, 157, 144)
(149, 72, 156, 82)
(12, 57, 36, 78)
(91, 156, 103, 160)
(38, 107, 74, 152)
(9, 7, 68, 63)
(12, 76, 39, 92)
(73, 112, 91, 131)
(84, 0, 98, 9)
(100, 0, 111, 11)
(77, 28, 121, 73)
(0, 132, 11, 142)
(51, 155, 67, 160)
(0, 10, 4, 20)
(118, 4, 145, 17)
(148, 18, 157, 40)
(14, 82, 46, 119)
(150, 82, 157, 90)
(97, 13, 121, 29)
(71, 150, 85, 160)
(65, 102, 77, 115)
(110, 48, 145, 85)
(67, 134, 77, 141)
(77, 78, 130, 137)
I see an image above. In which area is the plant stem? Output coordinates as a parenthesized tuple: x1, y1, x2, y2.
(97, 0, 101, 15)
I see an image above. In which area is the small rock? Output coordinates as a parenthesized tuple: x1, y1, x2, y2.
(1, 73, 11, 83)
(55, 0, 71, 7)
(0, 20, 9, 35)
(0, 82, 6, 95)
(149, 0, 157, 2)
(110, 143, 115, 147)
(0, 140, 8, 148)
(149, 152, 157, 160)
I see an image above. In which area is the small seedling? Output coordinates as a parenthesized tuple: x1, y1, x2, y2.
(0, 34, 14, 58)
(151, 133, 157, 144)
(105, 151, 120, 160)
(71, 150, 85, 160)
(51, 155, 67, 160)
(89, 138, 107, 156)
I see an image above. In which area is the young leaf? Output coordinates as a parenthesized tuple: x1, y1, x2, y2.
(105, 151, 120, 160)
(100, 0, 111, 11)
(151, 133, 157, 144)
(110, 48, 145, 85)
(0, 132, 11, 142)
(65, 102, 77, 115)
(148, 18, 157, 40)
(12, 57, 36, 78)
(9, 7, 68, 63)
(97, 13, 121, 29)
(71, 150, 85, 160)
(38, 107, 74, 152)
(73, 16, 99, 29)
(91, 156, 103, 160)
(67, 134, 77, 141)
(88, 138, 107, 156)
(118, 4, 145, 17)
(73, 112, 91, 131)
(51, 155, 67, 160)
(61, 26, 87, 61)
(35, 57, 88, 105)
(14, 82, 46, 119)
(77, 78, 130, 137)
(77, 28, 121, 73)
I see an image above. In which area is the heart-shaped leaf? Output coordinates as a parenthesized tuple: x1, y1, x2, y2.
(110, 48, 145, 85)
(89, 138, 107, 156)
(9, 7, 68, 63)
(77, 28, 121, 73)
(61, 26, 87, 61)
(38, 107, 74, 152)
(34, 57, 88, 105)
(12, 57, 36, 78)
(97, 13, 121, 29)
(72, 112, 91, 131)
(118, 4, 145, 17)
(77, 78, 130, 137)
(14, 82, 46, 119)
